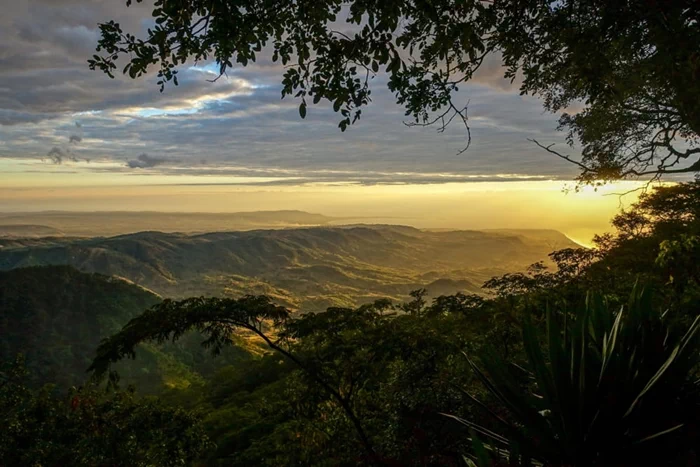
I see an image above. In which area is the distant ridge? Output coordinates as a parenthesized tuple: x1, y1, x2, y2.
(563, 234, 593, 249)
(0, 210, 336, 237)
(0, 225, 577, 311)
(0, 224, 64, 238)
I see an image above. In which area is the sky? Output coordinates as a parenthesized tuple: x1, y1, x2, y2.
(0, 0, 647, 243)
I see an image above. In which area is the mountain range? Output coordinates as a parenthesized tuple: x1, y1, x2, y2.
(0, 210, 336, 237)
(0, 223, 577, 311)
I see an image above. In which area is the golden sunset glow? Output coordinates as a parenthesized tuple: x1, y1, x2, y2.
(0, 156, 649, 245)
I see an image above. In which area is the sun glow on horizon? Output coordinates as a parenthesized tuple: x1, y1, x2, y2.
(0, 158, 650, 245)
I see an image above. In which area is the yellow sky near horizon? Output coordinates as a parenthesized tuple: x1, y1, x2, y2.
(0, 161, 649, 246)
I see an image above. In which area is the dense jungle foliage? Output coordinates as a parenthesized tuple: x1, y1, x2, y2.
(3, 181, 700, 465)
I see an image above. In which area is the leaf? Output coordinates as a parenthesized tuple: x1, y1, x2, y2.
(470, 429, 493, 467)
(634, 423, 684, 445)
(625, 345, 680, 417)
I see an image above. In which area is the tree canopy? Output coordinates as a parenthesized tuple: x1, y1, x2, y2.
(91, 0, 700, 183)
(0, 358, 211, 466)
(2, 182, 699, 465)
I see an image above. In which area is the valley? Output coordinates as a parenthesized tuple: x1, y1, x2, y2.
(0, 218, 577, 312)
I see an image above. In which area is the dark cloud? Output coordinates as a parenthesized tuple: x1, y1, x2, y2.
(0, 0, 582, 183)
(126, 153, 173, 169)
(68, 121, 84, 144)
(46, 146, 77, 164)
(145, 172, 555, 187)
(0, 109, 57, 126)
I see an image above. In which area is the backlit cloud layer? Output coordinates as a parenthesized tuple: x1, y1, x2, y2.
(0, 0, 582, 185)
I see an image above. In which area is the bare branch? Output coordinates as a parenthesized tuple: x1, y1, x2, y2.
(530, 139, 593, 172)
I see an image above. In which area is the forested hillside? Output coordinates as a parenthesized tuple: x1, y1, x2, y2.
(0, 266, 252, 391)
(3, 184, 700, 465)
(80, 181, 700, 466)
(0, 226, 575, 310)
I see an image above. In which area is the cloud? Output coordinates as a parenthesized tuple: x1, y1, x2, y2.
(68, 121, 83, 144)
(46, 146, 77, 164)
(0, 109, 57, 126)
(470, 53, 523, 92)
(126, 153, 173, 169)
(0, 0, 582, 184)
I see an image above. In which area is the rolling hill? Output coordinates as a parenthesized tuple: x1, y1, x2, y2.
(0, 226, 577, 311)
(0, 224, 64, 238)
(0, 266, 252, 390)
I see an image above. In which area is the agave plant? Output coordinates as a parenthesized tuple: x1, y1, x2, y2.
(452, 286, 700, 466)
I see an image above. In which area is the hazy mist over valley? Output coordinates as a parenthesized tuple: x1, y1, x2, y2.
(0, 210, 338, 237)
(0, 211, 577, 311)
(0, 182, 641, 246)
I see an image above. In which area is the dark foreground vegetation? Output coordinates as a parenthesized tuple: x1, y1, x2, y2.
(3, 181, 700, 466)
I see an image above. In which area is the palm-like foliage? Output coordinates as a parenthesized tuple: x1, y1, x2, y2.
(454, 287, 700, 466)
